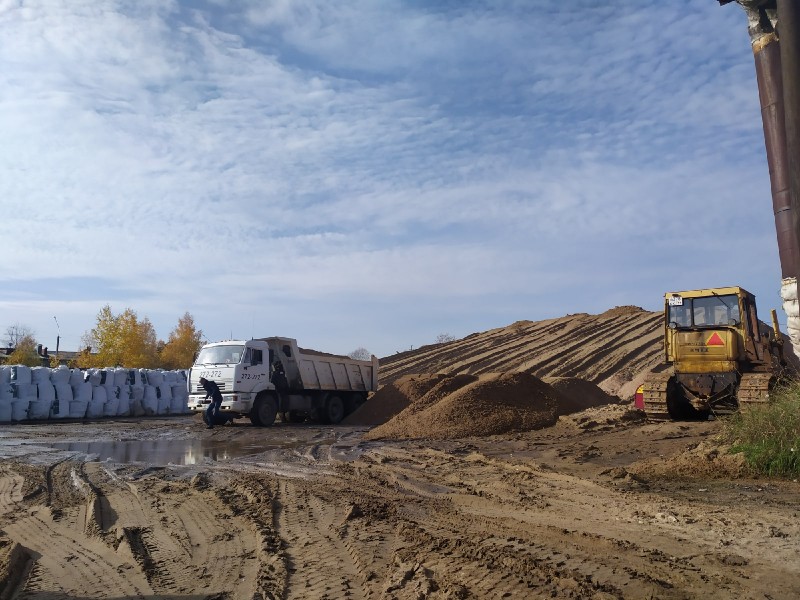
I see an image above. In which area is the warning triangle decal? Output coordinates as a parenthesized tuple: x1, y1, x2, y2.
(706, 332, 725, 346)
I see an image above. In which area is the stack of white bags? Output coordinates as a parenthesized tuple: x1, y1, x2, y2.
(0, 365, 189, 423)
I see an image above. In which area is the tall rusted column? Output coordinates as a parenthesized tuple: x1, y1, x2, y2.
(738, 2, 798, 278)
(778, 0, 800, 279)
(754, 33, 797, 278)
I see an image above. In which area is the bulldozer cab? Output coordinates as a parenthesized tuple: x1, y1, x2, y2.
(664, 286, 773, 371)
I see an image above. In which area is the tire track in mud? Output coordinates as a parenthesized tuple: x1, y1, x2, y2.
(339, 445, 765, 599)
(0, 472, 23, 516)
(4, 507, 153, 598)
(95, 471, 261, 598)
(275, 479, 370, 600)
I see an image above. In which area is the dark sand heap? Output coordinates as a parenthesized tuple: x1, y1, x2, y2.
(357, 371, 566, 440)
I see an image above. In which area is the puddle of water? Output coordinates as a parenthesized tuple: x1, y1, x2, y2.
(48, 438, 279, 466)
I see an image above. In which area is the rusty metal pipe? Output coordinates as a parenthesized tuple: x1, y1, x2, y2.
(777, 0, 800, 279)
(753, 33, 798, 279)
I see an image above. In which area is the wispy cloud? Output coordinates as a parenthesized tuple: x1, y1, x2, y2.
(0, 0, 780, 355)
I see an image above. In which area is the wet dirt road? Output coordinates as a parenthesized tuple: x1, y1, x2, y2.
(0, 413, 798, 599)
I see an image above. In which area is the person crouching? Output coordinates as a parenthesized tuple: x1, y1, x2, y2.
(199, 376, 223, 429)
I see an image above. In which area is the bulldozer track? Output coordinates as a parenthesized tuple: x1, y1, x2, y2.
(641, 372, 673, 421)
(737, 373, 774, 407)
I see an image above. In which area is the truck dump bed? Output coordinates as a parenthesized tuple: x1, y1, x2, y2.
(295, 348, 378, 393)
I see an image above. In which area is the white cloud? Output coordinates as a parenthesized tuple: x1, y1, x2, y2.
(0, 0, 782, 356)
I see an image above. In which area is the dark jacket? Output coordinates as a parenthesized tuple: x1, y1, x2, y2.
(201, 379, 223, 403)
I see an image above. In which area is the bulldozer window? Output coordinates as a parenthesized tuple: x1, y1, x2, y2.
(669, 295, 739, 328)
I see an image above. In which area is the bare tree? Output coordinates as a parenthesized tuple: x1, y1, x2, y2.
(348, 347, 372, 361)
(435, 333, 456, 344)
(3, 323, 35, 348)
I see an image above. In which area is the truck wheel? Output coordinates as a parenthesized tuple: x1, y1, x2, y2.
(324, 395, 345, 425)
(251, 393, 277, 427)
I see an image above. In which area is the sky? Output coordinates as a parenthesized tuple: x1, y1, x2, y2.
(0, 0, 786, 358)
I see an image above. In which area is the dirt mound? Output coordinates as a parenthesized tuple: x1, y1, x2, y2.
(629, 440, 750, 479)
(543, 377, 620, 415)
(343, 374, 449, 426)
(364, 371, 561, 440)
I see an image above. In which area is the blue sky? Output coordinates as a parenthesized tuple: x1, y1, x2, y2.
(0, 0, 784, 358)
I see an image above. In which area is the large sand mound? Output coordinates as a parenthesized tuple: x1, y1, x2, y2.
(378, 307, 800, 403)
(363, 372, 562, 440)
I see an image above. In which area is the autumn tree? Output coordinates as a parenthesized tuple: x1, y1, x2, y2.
(6, 332, 41, 367)
(435, 333, 456, 344)
(159, 312, 203, 369)
(78, 305, 159, 368)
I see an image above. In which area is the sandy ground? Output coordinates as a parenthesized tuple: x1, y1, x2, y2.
(0, 410, 798, 600)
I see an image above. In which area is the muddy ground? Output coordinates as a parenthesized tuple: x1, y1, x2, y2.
(0, 409, 798, 600)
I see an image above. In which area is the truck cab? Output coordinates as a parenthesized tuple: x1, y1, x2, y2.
(188, 339, 275, 417)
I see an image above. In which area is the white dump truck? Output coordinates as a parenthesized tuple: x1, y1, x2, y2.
(187, 337, 379, 426)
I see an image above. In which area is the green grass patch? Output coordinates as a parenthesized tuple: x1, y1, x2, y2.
(722, 382, 800, 478)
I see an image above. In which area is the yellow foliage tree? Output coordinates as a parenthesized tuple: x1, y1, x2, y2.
(159, 312, 203, 370)
(6, 333, 41, 367)
(78, 305, 160, 368)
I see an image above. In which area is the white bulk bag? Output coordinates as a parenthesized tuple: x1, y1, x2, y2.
(85, 369, 102, 386)
(10, 366, 31, 385)
(71, 381, 92, 402)
(142, 385, 158, 415)
(69, 400, 88, 419)
(28, 399, 51, 420)
(51, 384, 73, 419)
(11, 400, 29, 421)
(164, 370, 177, 384)
(32, 367, 51, 384)
(116, 386, 131, 417)
(37, 382, 55, 402)
(128, 369, 144, 386)
(50, 366, 71, 386)
(156, 385, 172, 414)
(129, 386, 144, 416)
(146, 370, 164, 387)
(0, 384, 12, 423)
(170, 385, 188, 414)
(69, 368, 85, 386)
(112, 369, 128, 387)
(103, 387, 120, 417)
(87, 386, 106, 419)
(0, 366, 9, 384)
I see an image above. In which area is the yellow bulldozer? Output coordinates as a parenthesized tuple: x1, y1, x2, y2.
(638, 286, 787, 420)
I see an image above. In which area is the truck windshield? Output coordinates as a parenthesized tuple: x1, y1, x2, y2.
(668, 295, 740, 328)
(195, 345, 245, 365)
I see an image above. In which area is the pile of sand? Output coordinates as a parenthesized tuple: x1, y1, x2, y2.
(362, 372, 563, 440)
(543, 377, 620, 416)
(629, 441, 750, 479)
(342, 374, 449, 427)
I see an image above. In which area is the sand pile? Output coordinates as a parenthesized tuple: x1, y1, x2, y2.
(543, 377, 620, 416)
(342, 374, 448, 426)
(629, 441, 750, 479)
(363, 371, 562, 440)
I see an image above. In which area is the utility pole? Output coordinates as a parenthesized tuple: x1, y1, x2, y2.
(54, 316, 61, 364)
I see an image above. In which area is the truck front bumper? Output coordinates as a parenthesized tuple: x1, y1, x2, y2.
(188, 394, 252, 415)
